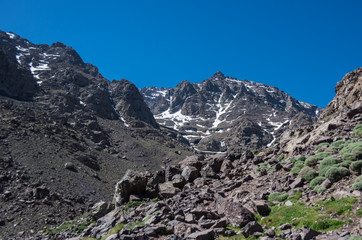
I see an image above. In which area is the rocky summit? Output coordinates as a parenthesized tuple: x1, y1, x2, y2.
(141, 71, 322, 153)
(0, 30, 361, 240)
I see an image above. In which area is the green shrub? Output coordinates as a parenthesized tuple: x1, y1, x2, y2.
(313, 185, 326, 193)
(348, 236, 362, 240)
(268, 192, 289, 202)
(340, 141, 362, 158)
(338, 161, 352, 168)
(297, 156, 306, 162)
(310, 176, 327, 189)
(291, 161, 304, 174)
(325, 167, 350, 182)
(353, 124, 362, 137)
(315, 142, 330, 150)
(329, 140, 347, 150)
(320, 157, 342, 168)
(352, 182, 362, 191)
(319, 165, 335, 177)
(342, 153, 357, 162)
(310, 219, 344, 231)
(350, 160, 362, 173)
(305, 156, 320, 167)
(278, 153, 285, 161)
(299, 167, 317, 182)
(315, 151, 334, 159)
(354, 175, 362, 183)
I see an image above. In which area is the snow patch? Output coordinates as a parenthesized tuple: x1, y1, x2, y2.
(6, 32, 16, 39)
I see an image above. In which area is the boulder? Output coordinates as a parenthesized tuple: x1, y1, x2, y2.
(252, 200, 270, 216)
(113, 169, 147, 206)
(217, 199, 255, 228)
(182, 166, 200, 182)
(241, 221, 263, 237)
(187, 229, 215, 240)
(159, 182, 181, 198)
(290, 177, 305, 189)
(91, 201, 114, 220)
(179, 155, 205, 171)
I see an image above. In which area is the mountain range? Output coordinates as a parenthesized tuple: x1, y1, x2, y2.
(0, 31, 361, 239)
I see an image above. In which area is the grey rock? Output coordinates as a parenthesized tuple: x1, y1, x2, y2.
(159, 182, 181, 198)
(114, 169, 147, 206)
(321, 178, 332, 189)
(187, 229, 215, 240)
(182, 166, 200, 182)
(290, 178, 305, 189)
(241, 221, 263, 237)
(300, 227, 320, 240)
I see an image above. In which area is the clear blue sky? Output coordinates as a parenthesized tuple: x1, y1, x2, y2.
(1, 0, 361, 107)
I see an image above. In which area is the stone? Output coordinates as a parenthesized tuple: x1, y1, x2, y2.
(320, 178, 332, 189)
(182, 166, 200, 182)
(212, 218, 227, 229)
(91, 201, 114, 220)
(279, 223, 292, 230)
(300, 227, 320, 240)
(285, 200, 293, 206)
(241, 221, 263, 237)
(252, 200, 271, 216)
(114, 169, 147, 206)
(187, 229, 215, 240)
(105, 234, 118, 240)
(158, 182, 181, 198)
(179, 155, 205, 171)
(290, 178, 305, 189)
(172, 174, 186, 188)
(64, 162, 77, 171)
(217, 199, 255, 228)
(265, 229, 275, 237)
(144, 227, 157, 236)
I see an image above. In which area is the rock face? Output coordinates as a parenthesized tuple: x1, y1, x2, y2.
(0, 30, 192, 237)
(320, 67, 362, 120)
(141, 71, 322, 152)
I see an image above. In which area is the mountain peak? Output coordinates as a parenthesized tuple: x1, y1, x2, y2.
(213, 71, 225, 79)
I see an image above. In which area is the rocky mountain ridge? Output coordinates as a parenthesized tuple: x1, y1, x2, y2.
(0, 31, 193, 238)
(141, 71, 322, 153)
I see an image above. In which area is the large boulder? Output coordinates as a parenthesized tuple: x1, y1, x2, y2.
(182, 166, 200, 182)
(217, 199, 255, 228)
(113, 169, 147, 206)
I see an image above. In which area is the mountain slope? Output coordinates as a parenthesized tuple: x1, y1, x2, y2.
(0, 31, 192, 237)
(141, 71, 322, 152)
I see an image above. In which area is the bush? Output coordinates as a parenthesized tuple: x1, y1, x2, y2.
(353, 124, 362, 137)
(340, 141, 362, 158)
(313, 185, 326, 193)
(325, 167, 350, 182)
(310, 176, 327, 189)
(320, 157, 342, 168)
(268, 192, 289, 202)
(315, 142, 330, 150)
(338, 161, 352, 169)
(299, 167, 317, 182)
(319, 165, 335, 177)
(350, 160, 362, 173)
(278, 153, 285, 161)
(354, 175, 362, 183)
(291, 161, 304, 174)
(342, 153, 357, 162)
(315, 151, 334, 159)
(305, 156, 320, 167)
(329, 140, 347, 150)
(352, 182, 362, 191)
(297, 156, 306, 162)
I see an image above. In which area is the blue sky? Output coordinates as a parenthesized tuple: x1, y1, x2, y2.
(1, 0, 361, 107)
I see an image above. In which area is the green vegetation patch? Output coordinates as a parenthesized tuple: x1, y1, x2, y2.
(291, 161, 305, 174)
(315, 142, 330, 150)
(352, 182, 362, 191)
(313, 185, 326, 193)
(321, 196, 357, 215)
(350, 160, 362, 173)
(342, 153, 357, 162)
(325, 167, 350, 182)
(256, 162, 275, 174)
(299, 167, 317, 182)
(124, 200, 144, 211)
(310, 176, 327, 189)
(260, 202, 345, 231)
(320, 157, 342, 168)
(340, 141, 362, 158)
(329, 140, 348, 150)
(353, 124, 362, 137)
(268, 192, 289, 202)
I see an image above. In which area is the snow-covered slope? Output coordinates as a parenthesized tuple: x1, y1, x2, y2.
(141, 71, 323, 152)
